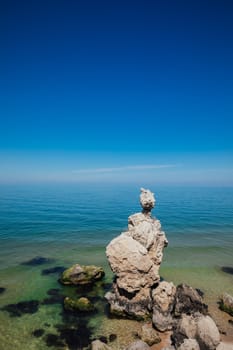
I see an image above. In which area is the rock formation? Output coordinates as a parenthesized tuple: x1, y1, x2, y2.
(106, 188, 168, 319)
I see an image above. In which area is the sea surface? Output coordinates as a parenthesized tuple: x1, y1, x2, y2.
(0, 183, 232, 349)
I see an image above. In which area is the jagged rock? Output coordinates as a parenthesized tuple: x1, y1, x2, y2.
(60, 264, 104, 285)
(106, 188, 168, 318)
(91, 340, 112, 350)
(152, 281, 176, 332)
(219, 293, 233, 316)
(196, 315, 220, 350)
(177, 339, 200, 350)
(174, 284, 208, 317)
(63, 297, 95, 312)
(138, 322, 161, 345)
(105, 283, 152, 319)
(126, 340, 150, 350)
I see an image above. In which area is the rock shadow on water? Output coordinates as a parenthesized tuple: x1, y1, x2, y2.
(1, 300, 39, 317)
(21, 256, 54, 266)
(221, 266, 233, 275)
(42, 266, 66, 275)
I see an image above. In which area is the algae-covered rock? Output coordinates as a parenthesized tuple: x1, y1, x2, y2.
(63, 297, 95, 312)
(60, 264, 105, 285)
(219, 293, 233, 317)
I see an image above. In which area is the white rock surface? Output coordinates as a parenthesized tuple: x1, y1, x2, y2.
(178, 339, 200, 350)
(126, 340, 150, 350)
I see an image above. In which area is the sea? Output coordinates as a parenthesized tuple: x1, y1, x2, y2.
(0, 183, 232, 349)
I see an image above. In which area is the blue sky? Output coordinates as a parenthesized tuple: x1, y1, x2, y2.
(0, 0, 233, 184)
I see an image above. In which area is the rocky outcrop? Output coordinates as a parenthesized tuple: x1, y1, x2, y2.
(60, 264, 105, 285)
(106, 188, 168, 318)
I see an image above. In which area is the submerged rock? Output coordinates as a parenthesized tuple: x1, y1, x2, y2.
(21, 256, 54, 266)
(41, 266, 66, 275)
(0, 287, 6, 294)
(2, 300, 39, 317)
(63, 296, 95, 313)
(32, 329, 45, 337)
(219, 293, 233, 317)
(60, 264, 105, 285)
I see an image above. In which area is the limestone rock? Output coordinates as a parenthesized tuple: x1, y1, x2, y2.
(152, 281, 176, 332)
(219, 293, 233, 316)
(139, 323, 161, 346)
(177, 339, 200, 350)
(174, 284, 208, 317)
(91, 340, 112, 350)
(60, 264, 104, 285)
(216, 342, 233, 350)
(63, 297, 95, 312)
(106, 234, 159, 293)
(126, 340, 150, 350)
(196, 315, 220, 350)
(106, 188, 168, 319)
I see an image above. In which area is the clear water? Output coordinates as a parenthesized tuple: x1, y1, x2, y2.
(0, 184, 233, 349)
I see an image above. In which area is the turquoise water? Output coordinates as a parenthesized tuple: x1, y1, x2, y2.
(0, 184, 233, 349)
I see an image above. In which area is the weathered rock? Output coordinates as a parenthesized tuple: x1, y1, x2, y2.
(177, 339, 200, 350)
(60, 264, 105, 285)
(63, 297, 95, 312)
(176, 314, 197, 340)
(138, 322, 161, 346)
(105, 283, 152, 319)
(196, 315, 220, 350)
(106, 188, 168, 319)
(152, 281, 176, 332)
(174, 284, 208, 317)
(219, 293, 233, 317)
(91, 340, 112, 350)
(216, 342, 233, 350)
(126, 340, 150, 350)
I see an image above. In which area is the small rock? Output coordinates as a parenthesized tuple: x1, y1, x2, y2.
(126, 340, 150, 350)
(91, 340, 112, 350)
(60, 264, 105, 285)
(139, 323, 161, 346)
(219, 293, 233, 317)
(196, 315, 220, 350)
(63, 296, 95, 312)
(216, 342, 233, 350)
(177, 339, 200, 350)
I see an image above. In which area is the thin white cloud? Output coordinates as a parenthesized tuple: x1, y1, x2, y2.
(72, 164, 176, 174)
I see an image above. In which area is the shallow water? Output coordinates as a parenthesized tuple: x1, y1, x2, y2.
(0, 184, 233, 349)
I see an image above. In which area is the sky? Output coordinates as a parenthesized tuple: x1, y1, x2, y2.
(0, 0, 233, 185)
